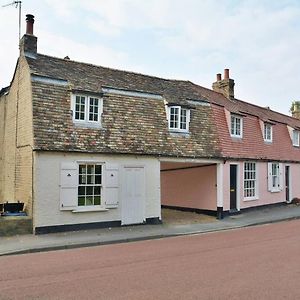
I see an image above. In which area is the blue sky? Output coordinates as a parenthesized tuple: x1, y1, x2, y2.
(1, 0, 300, 115)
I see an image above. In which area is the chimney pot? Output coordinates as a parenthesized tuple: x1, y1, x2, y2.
(20, 14, 37, 55)
(224, 68, 229, 80)
(212, 68, 235, 100)
(26, 14, 35, 35)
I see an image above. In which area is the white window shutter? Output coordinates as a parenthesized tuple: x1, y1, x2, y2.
(105, 164, 119, 208)
(105, 188, 119, 208)
(60, 162, 78, 210)
(267, 163, 272, 192)
(279, 163, 283, 190)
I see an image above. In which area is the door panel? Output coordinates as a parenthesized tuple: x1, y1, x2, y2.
(285, 166, 290, 202)
(230, 165, 237, 210)
(122, 167, 145, 225)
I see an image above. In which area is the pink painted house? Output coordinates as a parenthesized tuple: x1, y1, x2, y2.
(1, 15, 300, 233)
(162, 70, 300, 217)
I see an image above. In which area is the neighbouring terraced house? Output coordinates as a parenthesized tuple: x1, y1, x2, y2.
(1, 15, 300, 234)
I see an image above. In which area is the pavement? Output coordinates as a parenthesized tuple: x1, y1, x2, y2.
(1, 204, 300, 256)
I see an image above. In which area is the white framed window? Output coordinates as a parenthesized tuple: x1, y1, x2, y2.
(292, 130, 299, 146)
(267, 162, 283, 192)
(60, 162, 119, 211)
(243, 162, 257, 200)
(230, 114, 243, 138)
(73, 94, 102, 125)
(78, 163, 102, 206)
(168, 106, 190, 132)
(264, 123, 272, 142)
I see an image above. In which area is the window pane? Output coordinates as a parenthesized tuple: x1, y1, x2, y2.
(95, 175, 101, 184)
(75, 96, 86, 120)
(78, 186, 85, 195)
(87, 165, 94, 174)
(94, 186, 101, 195)
(95, 165, 101, 175)
(79, 175, 86, 184)
(236, 119, 240, 135)
(86, 186, 93, 195)
(231, 117, 235, 134)
(79, 165, 86, 174)
(86, 197, 93, 206)
(170, 107, 179, 129)
(293, 131, 299, 145)
(78, 197, 85, 206)
(231, 116, 242, 136)
(94, 196, 101, 205)
(180, 109, 187, 130)
(87, 175, 94, 184)
(88, 97, 99, 122)
(264, 124, 272, 141)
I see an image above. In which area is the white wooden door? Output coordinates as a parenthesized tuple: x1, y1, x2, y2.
(122, 166, 145, 225)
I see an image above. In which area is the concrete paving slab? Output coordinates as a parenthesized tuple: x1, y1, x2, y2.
(1, 204, 300, 256)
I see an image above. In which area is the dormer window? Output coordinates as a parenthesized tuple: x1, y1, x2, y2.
(72, 94, 102, 126)
(264, 123, 272, 142)
(168, 106, 190, 133)
(292, 130, 299, 146)
(230, 114, 243, 138)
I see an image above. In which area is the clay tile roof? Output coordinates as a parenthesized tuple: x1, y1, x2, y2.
(26, 53, 300, 158)
(27, 54, 221, 158)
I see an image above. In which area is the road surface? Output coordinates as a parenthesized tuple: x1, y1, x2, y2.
(1, 219, 300, 299)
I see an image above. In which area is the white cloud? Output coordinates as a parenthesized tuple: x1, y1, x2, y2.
(86, 19, 121, 37)
(0, 6, 21, 87)
(1, 0, 300, 115)
(37, 30, 128, 70)
(43, 0, 79, 23)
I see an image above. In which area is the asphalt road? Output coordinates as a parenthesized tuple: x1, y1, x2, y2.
(1, 220, 300, 300)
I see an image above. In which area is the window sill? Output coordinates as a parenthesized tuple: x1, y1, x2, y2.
(264, 140, 272, 144)
(270, 189, 281, 193)
(169, 130, 190, 135)
(243, 197, 259, 202)
(72, 207, 108, 213)
(230, 135, 243, 139)
(73, 122, 102, 129)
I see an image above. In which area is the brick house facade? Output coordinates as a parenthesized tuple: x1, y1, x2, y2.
(1, 15, 300, 233)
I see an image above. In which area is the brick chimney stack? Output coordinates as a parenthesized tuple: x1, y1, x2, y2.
(290, 101, 300, 119)
(26, 14, 34, 35)
(20, 14, 37, 56)
(212, 69, 235, 100)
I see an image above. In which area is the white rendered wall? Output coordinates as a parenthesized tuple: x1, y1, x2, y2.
(33, 152, 161, 228)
